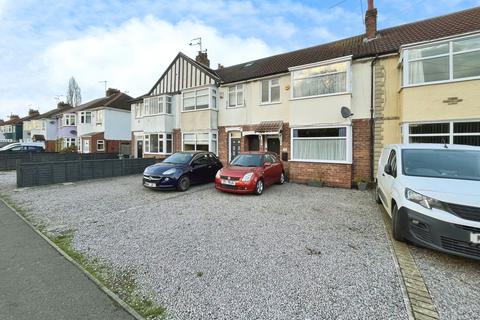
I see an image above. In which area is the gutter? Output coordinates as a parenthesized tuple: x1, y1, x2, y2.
(370, 54, 379, 182)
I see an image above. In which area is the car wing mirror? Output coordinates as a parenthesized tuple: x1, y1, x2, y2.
(384, 164, 392, 175)
(263, 162, 272, 168)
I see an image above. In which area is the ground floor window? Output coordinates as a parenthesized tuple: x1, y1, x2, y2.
(96, 140, 105, 151)
(183, 131, 217, 153)
(62, 138, 76, 149)
(291, 126, 351, 162)
(404, 121, 480, 146)
(144, 132, 173, 154)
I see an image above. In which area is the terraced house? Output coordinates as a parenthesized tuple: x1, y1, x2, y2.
(0, 110, 40, 142)
(130, 3, 480, 188)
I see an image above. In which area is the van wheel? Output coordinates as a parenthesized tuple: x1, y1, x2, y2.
(392, 204, 404, 242)
(254, 180, 264, 195)
(375, 187, 382, 204)
(177, 176, 191, 192)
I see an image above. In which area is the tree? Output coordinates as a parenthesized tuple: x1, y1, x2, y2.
(66, 77, 82, 107)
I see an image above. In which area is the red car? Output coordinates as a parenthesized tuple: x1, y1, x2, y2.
(215, 152, 285, 195)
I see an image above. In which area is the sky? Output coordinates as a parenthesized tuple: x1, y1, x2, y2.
(0, 0, 479, 119)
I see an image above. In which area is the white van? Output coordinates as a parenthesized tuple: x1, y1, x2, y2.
(376, 144, 480, 260)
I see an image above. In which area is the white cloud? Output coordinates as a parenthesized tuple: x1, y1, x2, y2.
(4, 16, 280, 117)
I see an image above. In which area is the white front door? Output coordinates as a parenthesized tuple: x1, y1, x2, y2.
(82, 139, 90, 153)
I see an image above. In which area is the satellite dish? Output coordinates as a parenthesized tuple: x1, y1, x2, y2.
(70, 130, 77, 134)
(341, 106, 354, 118)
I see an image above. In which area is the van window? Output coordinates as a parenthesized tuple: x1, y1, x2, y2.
(387, 150, 397, 177)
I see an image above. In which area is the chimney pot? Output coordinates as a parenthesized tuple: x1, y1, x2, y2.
(106, 88, 120, 97)
(365, 0, 377, 40)
(217, 63, 224, 69)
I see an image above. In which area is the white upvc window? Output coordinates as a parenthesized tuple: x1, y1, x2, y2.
(140, 95, 173, 116)
(183, 88, 217, 111)
(63, 138, 76, 148)
(80, 111, 92, 124)
(63, 114, 76, 126)
(96, 110, 103, 125)
(403, 34, 480, 86)
(144, 133, 173, 154)
(291, 126, 352, 163)
(96, 140, 105, 151)
(182, 131, 217, 153)
(291, 59, 351, 99)
(403, 121, 480, 146)
(261, 78, 280, 104)
(228, 84, 244, 107)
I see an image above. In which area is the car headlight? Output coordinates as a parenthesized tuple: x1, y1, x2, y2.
(163, 168, 177, 175)
(405, 188, 443, 210)
(241, 172, 254, 182)
(216, 169, 221, 179)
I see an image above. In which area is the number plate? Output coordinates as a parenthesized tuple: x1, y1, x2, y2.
(144, 182, 156, 187)
(470, 233, 480, 244)
(221, 179, 236, 186)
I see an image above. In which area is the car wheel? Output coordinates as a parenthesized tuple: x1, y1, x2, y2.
(254, 180, 264, 195)
(375, 187, 382, 204)
(392, 204, 404, 242)
(277, 172, 285, 185)
(177, 176, 191, 192)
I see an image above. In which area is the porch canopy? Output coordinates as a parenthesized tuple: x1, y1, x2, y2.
(254, 121, 283, 134)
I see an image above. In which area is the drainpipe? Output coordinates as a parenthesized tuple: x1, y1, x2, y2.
(370, 54, 379, 182)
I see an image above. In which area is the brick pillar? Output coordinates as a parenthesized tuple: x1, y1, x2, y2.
(173, 129, 182, 153)
(218, 127, 228, 165)
(352, 118, 372, 182)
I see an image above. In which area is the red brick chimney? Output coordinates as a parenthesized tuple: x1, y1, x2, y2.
(106, 88, 120, 97)
(365, 0, 378, 40)
(195, 51, 210, 67)
(28, 109, 39, 117)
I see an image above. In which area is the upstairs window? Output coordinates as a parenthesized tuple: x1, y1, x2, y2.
(64, 114, 76, 126)
(292, 61, 349, 98)
(80, 112, 92, 124)
(183, 88, 216, 111)
(261, 78, 280, 103)
(228, 84, 244, 107)
(96, 110, 103, 125)
(404, 34, 480, 86)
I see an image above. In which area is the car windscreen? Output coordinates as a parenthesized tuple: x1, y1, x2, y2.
(230, 154, 263, 167)
(162, 153, 194, 164)
(402, 149, 480, 181)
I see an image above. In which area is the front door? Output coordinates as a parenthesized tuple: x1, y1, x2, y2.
(267, 138, 280, 156)
(230, 138, 241, 162)
(82, 139, 90, 153)
(137, 139, 143, 158)
(247, 135, 260, 151)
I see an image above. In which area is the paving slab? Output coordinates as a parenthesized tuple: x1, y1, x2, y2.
(0, 200, 134, 320)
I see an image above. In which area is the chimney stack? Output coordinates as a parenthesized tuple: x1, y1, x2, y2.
(217, 63, 224, 70)
(28, 109, 39, 117)
(195, 51, 210, 67)
(9, 114, 19, 120)
(106, 88, 120, 97)
(57, 101, 70, 109)
(365, 0, 378, 40)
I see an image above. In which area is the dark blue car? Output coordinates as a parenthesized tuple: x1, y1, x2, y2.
(143, 151, 223, 191)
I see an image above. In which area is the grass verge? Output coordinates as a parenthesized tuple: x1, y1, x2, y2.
(1, 194, 165, 319)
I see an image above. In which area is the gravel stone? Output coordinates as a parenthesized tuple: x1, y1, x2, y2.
(0, 172, 407, 319)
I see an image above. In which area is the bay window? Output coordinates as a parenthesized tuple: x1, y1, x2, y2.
(404, 34, 480, 86)
(228, 84, 244, 107)
(144, 133, 174, 154)
(182, 132, 217, 153)
(292, 60, 350, 98)
(261, 78, 280, 103)
(141, 96, 172, 116)
(183, 87, 217, 111)
(405, 121, 480, 146)
(292, 127, 351, 162)
(63, 114, 76, 126)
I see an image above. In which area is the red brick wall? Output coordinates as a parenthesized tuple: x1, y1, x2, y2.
(45, 140, 56, 152)
(352, 119, 372, 182)
(288, 162, 353, 188)
(173, 129, 182, 153)
(218, 127, 228, 164)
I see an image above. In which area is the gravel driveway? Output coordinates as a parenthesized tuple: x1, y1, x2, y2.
(0, 172, 408, 319)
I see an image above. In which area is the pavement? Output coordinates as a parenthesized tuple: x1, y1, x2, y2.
(0, 200, 134, 320)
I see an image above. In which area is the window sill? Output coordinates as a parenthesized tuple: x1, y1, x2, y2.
(260, 102, 281, 106)
(144, 152, 172, 155)
(181, 108, 218, 113)
(226, 105, 245, 109)
(402, 76, 480, 89)
(289, 159, 352, 165)
(290, 92, 351, 101)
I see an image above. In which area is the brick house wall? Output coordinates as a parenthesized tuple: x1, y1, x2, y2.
(352, 119, 372, 182)
(173, 129, 182, 153)
(82, 132, 129, 154)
